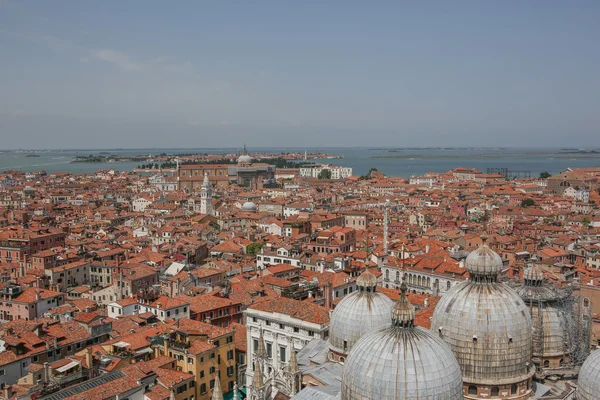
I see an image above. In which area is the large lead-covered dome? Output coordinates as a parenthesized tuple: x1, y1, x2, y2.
(328, 269, 394, 357)
(341, 282, 463, 400)
(578, 350, 600, 400)
(431, 235, 535, 388)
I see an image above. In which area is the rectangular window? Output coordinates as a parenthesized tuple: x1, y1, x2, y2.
(253, 339, 259, 352)
(200, 384, 206, 394)
(210, 379, 215, 390)
(188, 358, 193, 364)
(200, 370, 204, 378)
(209, 366, 216, 374)
(227, 350, 233, 361)
(266, 343, 272, 358)
(279, 346, 286, 363)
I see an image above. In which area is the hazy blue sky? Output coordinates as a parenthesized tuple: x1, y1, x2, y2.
(1, 1, 599, 149)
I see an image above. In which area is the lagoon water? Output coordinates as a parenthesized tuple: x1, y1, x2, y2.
(1, 147, 599, 178)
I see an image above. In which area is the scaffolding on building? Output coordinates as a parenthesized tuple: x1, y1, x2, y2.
(487, 167, 532, 180)
(519, 284, 591, 380)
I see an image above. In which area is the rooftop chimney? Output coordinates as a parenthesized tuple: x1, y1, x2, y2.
(85, 347, 94, 378)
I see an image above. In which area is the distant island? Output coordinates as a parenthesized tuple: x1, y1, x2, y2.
(72, 155, 148, 163)
(560, 149, 600, 154)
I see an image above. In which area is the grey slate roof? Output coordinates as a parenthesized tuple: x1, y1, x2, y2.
(41, 371, 125, 400)
(292, 386, 341, 400)
(297, 338, 330, 368)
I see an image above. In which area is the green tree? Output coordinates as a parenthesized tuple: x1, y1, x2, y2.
(539, 171, 551, 179)
(521, 198, 535, 207)
(247, 242, 264, 256)
(582, 216, 591, 228)
(318, 169, 332, 179)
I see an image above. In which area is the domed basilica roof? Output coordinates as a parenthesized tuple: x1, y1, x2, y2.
(431, 235, 534, 384)
(328, 269, 393, 356)
(341, 282, 463, 400)
(578, 349, 600, 400)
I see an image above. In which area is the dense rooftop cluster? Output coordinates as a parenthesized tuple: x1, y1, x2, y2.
(0, 163, 600, 399)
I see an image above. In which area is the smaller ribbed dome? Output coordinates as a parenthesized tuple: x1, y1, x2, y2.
(328, 268, 394, 356)
(241, 201, 257, 212)
(356, 269, 377, 289)
(238, 154, 252, 164)
(523, 265, 544, 284)
(578, 350, 600, 400)
(465, 234, 503, 279)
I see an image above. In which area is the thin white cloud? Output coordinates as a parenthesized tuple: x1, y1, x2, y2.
(88, 49, 142, 72)
(167, 61, 195, 74)
(41, 35, 73, 51)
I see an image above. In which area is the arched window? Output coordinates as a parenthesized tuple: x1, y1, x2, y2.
(447, 281, 451, 290)
(511, 384, 518, 395)
(584, 298, 590, 308)
(543, 360, 550, 368)
(396, 271, 400, 281)
(385, 270, 389, 280)
(491, 387, 499, 397)
(468, 386, 477, 395)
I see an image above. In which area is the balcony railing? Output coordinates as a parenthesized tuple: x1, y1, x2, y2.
(169, 340, 191, 352)
(51, 370, 83, 387)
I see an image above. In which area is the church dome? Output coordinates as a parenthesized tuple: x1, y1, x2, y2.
(355, 268, 378, 289)
(578, 350, 600, 400)
(431, 237, 535, 386)
(238, 154, 252, 164)
(241, 201, 257, 212)
(523, 264, 544, 283)
(341, 283, 463, 400)
(328, 269, 393, 357)
(514, 266, 572, 365)
(465, 234, 504, 279)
